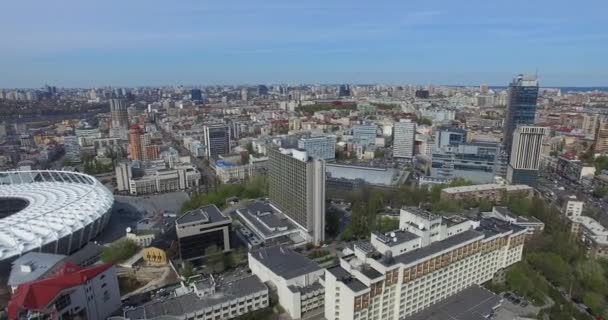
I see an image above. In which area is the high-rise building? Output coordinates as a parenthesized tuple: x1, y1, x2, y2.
(507, 126, 548, 186)
(503, 74, 539, 158)
(257, 85, 269, 97)
(63, 135, 82, 163)
(298, 136, 336, 161)
(594, 116, 608, 154)
(353, 124, 377, 146)
(480, 84, 489, 94)
(128, 125, 143, 161)
(393, 120, 416, 159)
(241, 88, 248, 101)
(109, 98, 129, 129)
(203, 124, 231, 158)
(338, 84, 351, 97)
(190, 89, 202, 101)
(268, 148, 325, 245)
(324, 207, 526, 320)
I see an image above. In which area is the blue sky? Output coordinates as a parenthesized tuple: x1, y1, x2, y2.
(1, 0, 607, 88)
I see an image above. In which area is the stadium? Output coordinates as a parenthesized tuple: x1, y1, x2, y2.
(0, 170, 114, 265)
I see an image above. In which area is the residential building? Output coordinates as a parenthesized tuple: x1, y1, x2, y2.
(393, 120, 416, 159)
(268, 148, 326, 245)
(63, 135, 82, 163)
(595, 115, 608, 154)
(176, 205, 232, 264)
(503, 74, 539, 157)
(568, 215, 608, 259)
(249, 246, 325, 319)
(128, 125, 143, 161)
(110, 98, 129, 129)
(298, 135, 336, 161)
(507, 126, 548, 186)
(7, 263, 121, 320)
(557, 193, 584, 217)
(203, 124, 231, 158)
(440, 184, 534, 202)
(123, 275, 269, 320)
(324, 207, 526, 320)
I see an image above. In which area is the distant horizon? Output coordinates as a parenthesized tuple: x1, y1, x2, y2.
(2, 83, 608, 91)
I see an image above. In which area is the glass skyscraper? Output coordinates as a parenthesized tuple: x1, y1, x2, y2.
(503, 74, 539, 159)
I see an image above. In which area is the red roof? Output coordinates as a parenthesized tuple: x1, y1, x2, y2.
(7, 263, 113, 319)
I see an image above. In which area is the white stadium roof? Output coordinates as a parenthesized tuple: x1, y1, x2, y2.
(0, 170, 114, 262)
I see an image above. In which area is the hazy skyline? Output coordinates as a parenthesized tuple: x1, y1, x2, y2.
(2, 0, 607, 88)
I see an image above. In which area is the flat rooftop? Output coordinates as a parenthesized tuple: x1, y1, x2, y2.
(236, 202, 298, 239)
(125, 276, 267, 319)
(442, 184, 532, 194)
(326, 163, 407, 186)
(327, 265, 368, 293)
(250, 246, 322, 280)
(373, 230, 419, 247)
(177, 204, 230, 225)
(405, 285, 501, 320)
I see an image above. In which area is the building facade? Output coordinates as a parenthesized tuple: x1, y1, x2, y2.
(503, 74, 539, 158)
(353, 124, 377, 147)
(268, 148, 326, 245)
(110, 98, 129, 129)
(298, 136, 336, 161)
(440, 184, 534, 203)
(324, 207, 526, 320)
(176, 205, 232, 264)
(203, 124, 231, 158)
(393, 120, 416, 159)
(507, 126, 548, 186)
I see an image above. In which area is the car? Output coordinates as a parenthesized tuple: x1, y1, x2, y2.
(520, 301, 529, 307)
(503, 292, 512, 298)
(513, 298, 521, 304)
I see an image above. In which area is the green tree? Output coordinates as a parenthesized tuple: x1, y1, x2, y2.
(583, 292, 606, 316)
(100, 239, 140, 263)
(180, 261, 195, 279)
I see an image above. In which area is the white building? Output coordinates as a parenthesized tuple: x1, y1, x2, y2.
(115, 162, 201, 195)
(507, 126, 548, 185)
(64, 135, 82, 163)
(558, 193, 584, 217)
(324, 207, 526, 320)
(249, 246, 325, 319)
(393, 120, 416, 159)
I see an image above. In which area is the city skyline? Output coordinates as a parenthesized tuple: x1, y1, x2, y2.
(2, 0, 608, 88)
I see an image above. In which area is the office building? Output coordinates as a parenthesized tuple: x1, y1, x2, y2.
(415, 90, 429, 99)
(249, 246, 325, 319)
(338, 84, 351, 97)
(507, 126, 548, 185)
(115, 162, 201, 195)
(268, 148, 325, 245)
(430, 142, 503, 184)
(324, 207, 526, 320)
(235, 201, 306, 248)
(176, 205, 232, 263)
(434, 127, 466, 149)
(7, 263, 121, 320)
(203, 124, 231, 158)
(353, 124, 377, 146)
(393, 120, 416, 159)
(298, 135, 336, 161)
(110, 98, 129, 129)
(190, 89, 202, 101)
(503, 74, 539, 157)
(128, 125, 143, 161)
(123, 275, 268, 320)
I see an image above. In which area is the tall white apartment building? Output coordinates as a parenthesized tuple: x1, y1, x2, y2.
(507, 126, 548, 186)
(324, 207, 526, 320)
(298, 135, 336, 161)
(393, 120, 416, 159)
